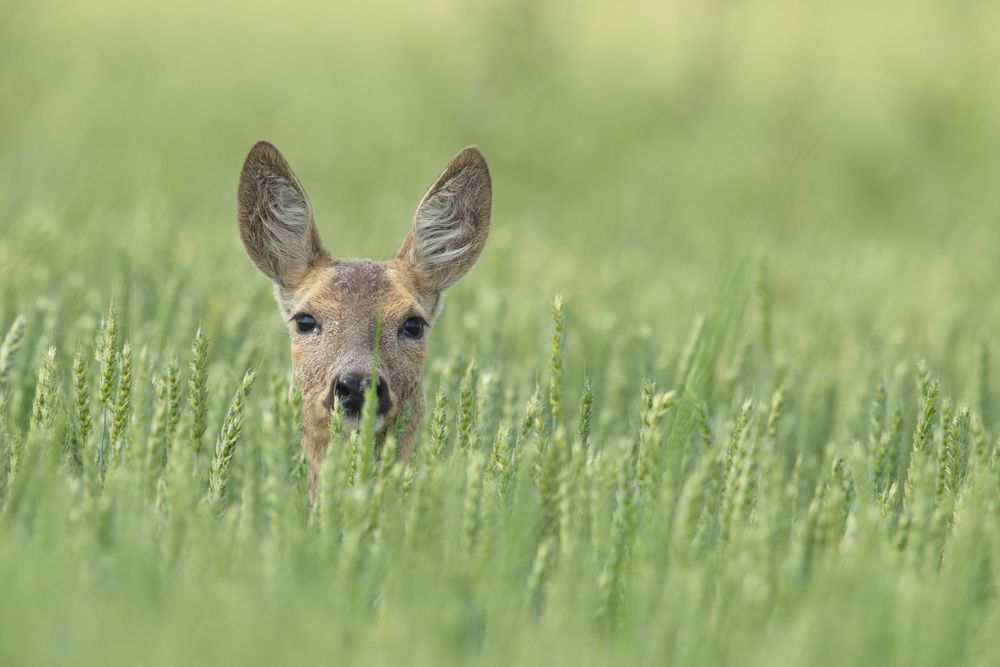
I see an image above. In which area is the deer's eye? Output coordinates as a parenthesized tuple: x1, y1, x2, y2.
(401, 316, 426, 340)
(293, 313, 318, 333)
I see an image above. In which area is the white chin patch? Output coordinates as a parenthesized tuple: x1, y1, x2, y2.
(344, 415, 386, 434)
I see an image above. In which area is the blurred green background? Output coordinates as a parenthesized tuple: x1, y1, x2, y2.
(4, 0, 1000, 369)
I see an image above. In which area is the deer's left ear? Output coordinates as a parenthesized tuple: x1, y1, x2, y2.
(397, 147, 492, 293)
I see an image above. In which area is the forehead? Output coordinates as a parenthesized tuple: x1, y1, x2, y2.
(330, 260, 391, 299)
(293, 259, 428, 317)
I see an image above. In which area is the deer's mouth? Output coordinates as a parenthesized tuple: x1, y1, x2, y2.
(342, 412, 388, 435)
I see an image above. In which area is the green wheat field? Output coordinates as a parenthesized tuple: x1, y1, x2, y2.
(2, 1, 1000, 665)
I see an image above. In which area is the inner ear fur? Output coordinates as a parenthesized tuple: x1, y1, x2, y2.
(237, 141, 328, 289)
(397, 147, 491, 293)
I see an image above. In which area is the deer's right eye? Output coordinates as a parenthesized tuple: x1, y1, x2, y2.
(293, 313, 317, 333)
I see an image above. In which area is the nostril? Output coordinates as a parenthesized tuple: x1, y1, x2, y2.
(374, 377, 392, 416)
(334, 375, 367, 414)
(335, 380, 352, 400)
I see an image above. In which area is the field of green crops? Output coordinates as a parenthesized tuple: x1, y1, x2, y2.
(2, 1, 1000, 665)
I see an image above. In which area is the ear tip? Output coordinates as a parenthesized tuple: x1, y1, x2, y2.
(237, 140, 302, 218)
(244, 139, 278, 162)
(455, 146, 489, 170)
(240, 140, 299, 199)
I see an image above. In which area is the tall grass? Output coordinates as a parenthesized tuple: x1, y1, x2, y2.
(0, 288, 997, 665)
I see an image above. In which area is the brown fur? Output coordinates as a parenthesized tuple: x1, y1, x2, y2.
(236, 141, 491, 494)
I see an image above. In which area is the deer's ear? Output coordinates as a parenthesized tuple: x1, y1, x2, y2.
(237, 141, 328, 289)
(397, 147, 492, 293)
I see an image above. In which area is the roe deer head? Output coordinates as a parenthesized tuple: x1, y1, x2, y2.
(236, 141, 491, 492)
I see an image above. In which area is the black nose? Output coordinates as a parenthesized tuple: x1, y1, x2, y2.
(333, 375, 389, 416)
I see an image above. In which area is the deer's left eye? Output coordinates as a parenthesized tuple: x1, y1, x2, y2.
(293, 313, 318, 333)
(400, 317, 426, 340)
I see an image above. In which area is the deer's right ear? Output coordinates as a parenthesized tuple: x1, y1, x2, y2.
(237, 141, 327, 289)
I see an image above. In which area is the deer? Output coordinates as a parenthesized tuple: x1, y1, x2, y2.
(236, 141, 491, 493)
